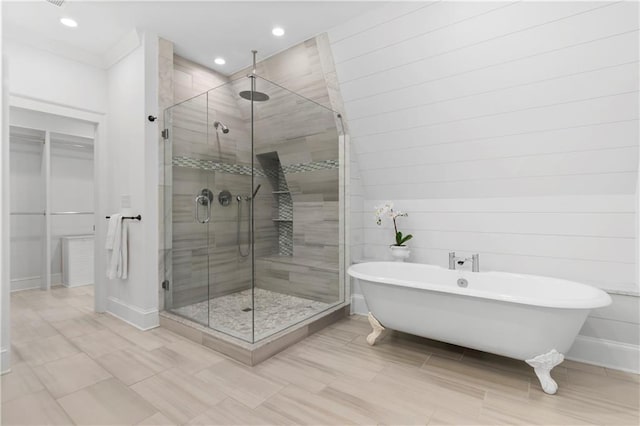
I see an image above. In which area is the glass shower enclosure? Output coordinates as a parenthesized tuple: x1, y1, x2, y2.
(163, 73, 345, 344)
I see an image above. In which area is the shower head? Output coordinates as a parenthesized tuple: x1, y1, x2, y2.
(214, 121, 230, 134)
(252, 184, 262, 199)
(239, 90, 270, 102)
(239, 50, 270, 102)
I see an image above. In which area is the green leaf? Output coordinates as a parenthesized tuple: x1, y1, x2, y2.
(398, 234, 413, 245)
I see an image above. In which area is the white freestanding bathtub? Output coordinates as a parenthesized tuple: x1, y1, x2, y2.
(347, 261, 612, 394)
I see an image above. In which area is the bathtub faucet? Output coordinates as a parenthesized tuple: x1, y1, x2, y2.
(448, 252, 480, 272)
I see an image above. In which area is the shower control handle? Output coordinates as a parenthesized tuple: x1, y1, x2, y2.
(195, 195, 211, 224)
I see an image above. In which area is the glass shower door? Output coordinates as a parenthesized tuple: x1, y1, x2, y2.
(164, 92, 212, 327)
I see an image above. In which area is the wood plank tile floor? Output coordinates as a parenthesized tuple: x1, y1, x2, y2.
(2, 286, 639, 425)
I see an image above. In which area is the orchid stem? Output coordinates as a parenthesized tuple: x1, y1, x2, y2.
(393, 218, 398, 235)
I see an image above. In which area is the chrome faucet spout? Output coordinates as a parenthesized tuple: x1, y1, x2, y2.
(449, 252, 480, 272)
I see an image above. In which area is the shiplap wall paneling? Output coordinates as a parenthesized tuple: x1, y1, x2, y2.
(329, 0, 639, 371)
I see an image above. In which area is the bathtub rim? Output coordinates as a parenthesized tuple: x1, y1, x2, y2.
(348, 261, 612, 310)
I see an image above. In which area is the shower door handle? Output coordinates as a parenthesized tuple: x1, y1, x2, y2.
(195, 195, 211, 224)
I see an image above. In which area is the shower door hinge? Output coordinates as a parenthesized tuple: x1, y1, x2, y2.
(161, 129, 169, 140)
(161, 280, 169, 291)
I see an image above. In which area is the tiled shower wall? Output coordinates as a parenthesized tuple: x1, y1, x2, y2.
(230, 36, 344, 303)
(159, 34, 348, 308)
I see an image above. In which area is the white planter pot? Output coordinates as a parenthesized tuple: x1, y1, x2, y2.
(390, 245, 410, 262)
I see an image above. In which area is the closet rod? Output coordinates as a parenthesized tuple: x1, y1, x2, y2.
(50, 211, 94, 215)
(10, 212, 94, 215)
(10, 212, 45, 215)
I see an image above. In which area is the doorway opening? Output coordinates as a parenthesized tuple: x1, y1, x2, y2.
(9, 106, 97, 304)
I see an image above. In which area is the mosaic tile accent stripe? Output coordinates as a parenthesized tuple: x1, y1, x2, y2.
(276, 167, 293, 222)
(278, 222, 293, 256)
(172, 156, 338, 176)
(270, 155, 294, 256)
(282, 159, 339, 174)
(172, 156, 262, 176)
(276, 200, 293, 220)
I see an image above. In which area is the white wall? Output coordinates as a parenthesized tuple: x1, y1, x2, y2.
(105, 32, 159, 330)
(3, 40, 107, 114)
(330, 1, 639, 372)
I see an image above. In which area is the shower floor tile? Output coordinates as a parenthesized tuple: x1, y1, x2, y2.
(171, 289, 331, 342)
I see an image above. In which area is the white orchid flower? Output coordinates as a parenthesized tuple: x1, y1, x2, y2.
(373, 202, 413, 246)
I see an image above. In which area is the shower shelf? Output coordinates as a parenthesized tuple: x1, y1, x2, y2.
(272, 218, 293, 222)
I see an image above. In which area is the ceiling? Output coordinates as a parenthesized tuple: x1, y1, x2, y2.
(2, 1, 382, 74)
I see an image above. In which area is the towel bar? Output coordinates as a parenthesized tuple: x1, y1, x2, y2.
(105, 215, 142, 221)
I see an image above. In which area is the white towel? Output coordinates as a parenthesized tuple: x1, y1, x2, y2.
(106, 214, 128, 279)
(121, 220, 128, 279)
(105, 214, 121, 251)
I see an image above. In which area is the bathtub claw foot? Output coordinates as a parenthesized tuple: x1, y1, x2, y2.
(526, 349, 565, 395)
(366, 313, 385, 346)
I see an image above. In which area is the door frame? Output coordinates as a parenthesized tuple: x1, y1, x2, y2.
(8, 95, 108, 313)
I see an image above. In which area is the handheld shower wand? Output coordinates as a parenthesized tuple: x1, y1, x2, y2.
(236, 184, 261, 257)
(252, 184, 262, 199)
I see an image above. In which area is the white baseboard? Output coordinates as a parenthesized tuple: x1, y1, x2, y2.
(51, 273, 62, 286)
(567, 335, 640, 374)
(351, 293, 368, 315)
(1, 347, 10, 375)
(106, 296, 159, 331)
(62, 281, 93, 289)
(11, 273, 62, 292)
(11, 276, 41, 292)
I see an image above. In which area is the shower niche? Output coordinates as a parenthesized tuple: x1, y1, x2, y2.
(257, 152, 293, 256)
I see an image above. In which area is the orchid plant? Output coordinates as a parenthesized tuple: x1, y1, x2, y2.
(374, 202, 413, 247)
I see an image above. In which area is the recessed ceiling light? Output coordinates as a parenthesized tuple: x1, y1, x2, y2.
(272, 27, 285, 37)
(59, 17, 77, 28)
(214, 57, 226, 65)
